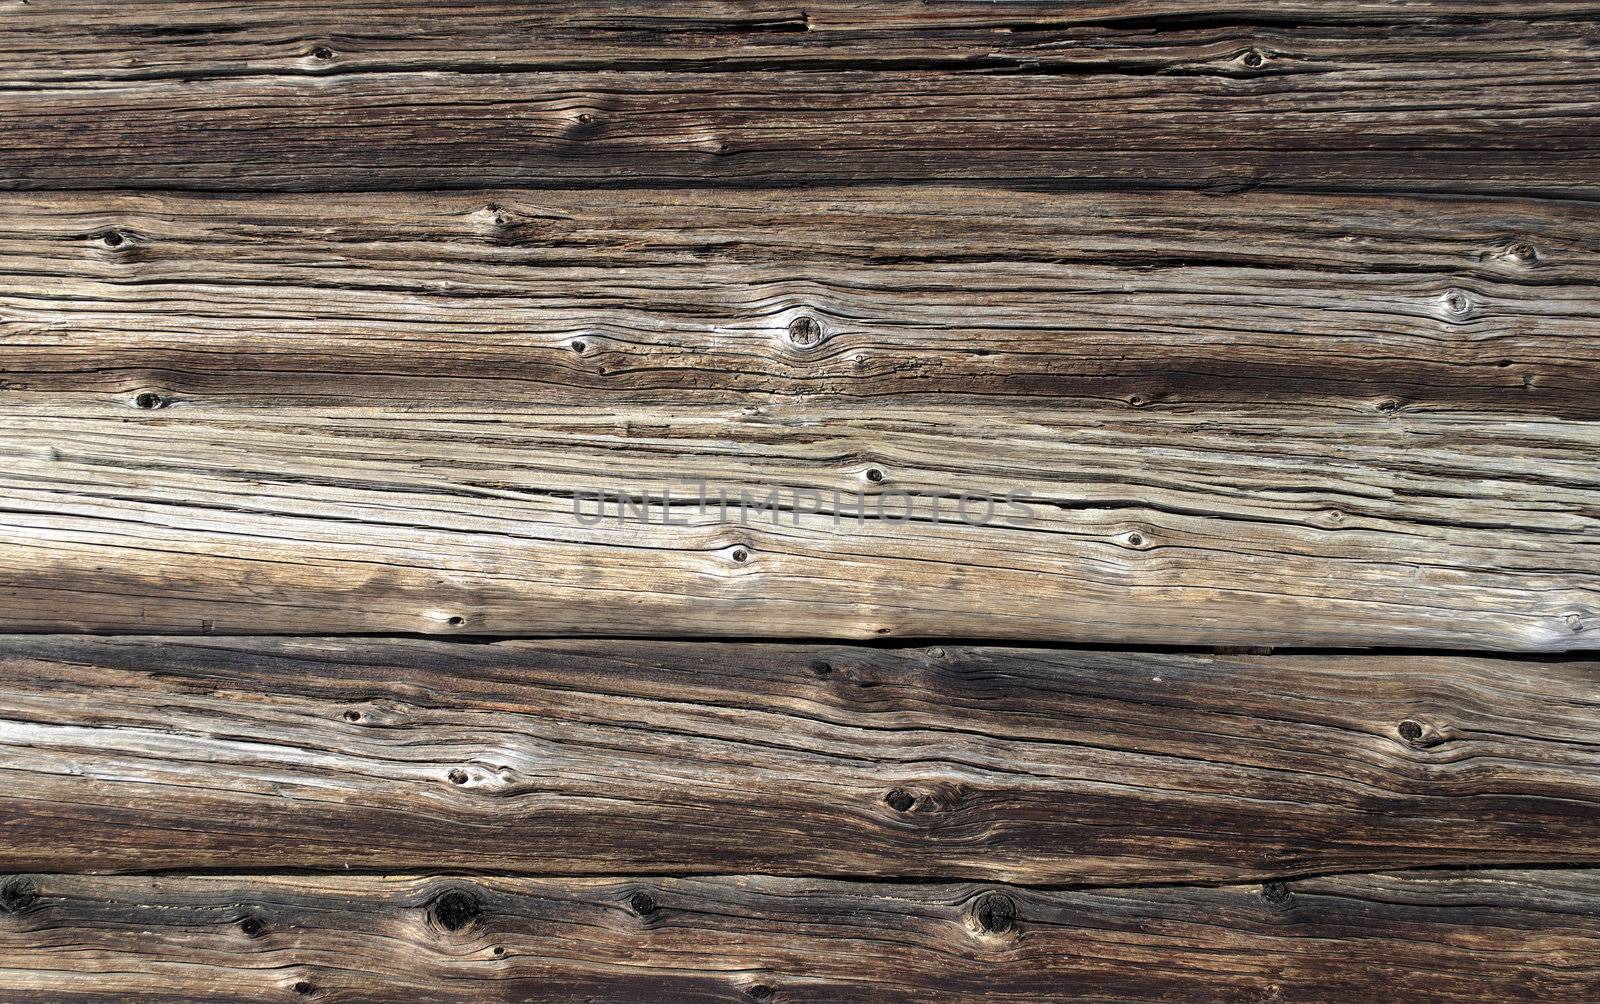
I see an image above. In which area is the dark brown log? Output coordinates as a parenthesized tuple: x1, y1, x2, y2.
(1, 188, 1595, 416)
(0, 636, 1597, 879)
(2, 14, 1599, 194)
(0, 869, 1596, 1001)
(7, 2, 1600, 82)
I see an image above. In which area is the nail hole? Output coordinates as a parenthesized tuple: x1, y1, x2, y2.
(972, 892, 1017, 936)
(628, 891, 658, 918)
(134, 392, 165, 410)
(864, 468, 885, 483)
(431, 889, 482, 932)
(447, 769, 469, 785)
(239, 916, 265, 938)
(885, 788, 916, 812)
(1397, 720, 1424, 742)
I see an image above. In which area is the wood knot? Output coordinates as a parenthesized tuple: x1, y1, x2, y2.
(133, 391, 166, 410)
(1261, 881, 1291, 905)
(1507, 242, 1539, 265)
(1239, 49, 1267, 69)
(430, 889, 482, 932)
(239, 915, 266, 938)
(293, 981, 316, 996)
(730, 547, 750, 563)
(628, 890, 658, 918)
(100, 230, 128, 249)
(970, 891, 1017, 936)
(311, 46, 334, 61)
(1396, 719, 1442, 747)
(447, 768, 470, 785)
(1125, 531, 1147, 548)
(746, 984, 775, 1000)
(1441, 289, 1473, 317)
(342, 709, 362, 723)
(787, 315, 826, 348)
(808, 659, 833, 677)
(1374, 398, 1401, 414)
(885, 788, 917, 813)
(1565, 612, 1585, 634)
(0, 878, 37, 914)
(864, 467, 885, 483)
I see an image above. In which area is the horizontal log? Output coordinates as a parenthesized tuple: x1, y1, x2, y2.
(1, 397, 1595, 646)
(3, 19, 1599, 193)
(7, 3, 1600, 81)
(1, 637, 1597, 878)
(2, 188, 1597, 416)
(0, 869, 1596, 1001)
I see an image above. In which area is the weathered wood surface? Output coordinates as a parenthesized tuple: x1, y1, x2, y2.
(1, 637, 1596, 879)
(3, 10, 1599, 193)
(3, 399, 1595, 646)
(2, 188, 1597, 416)
(13, 0, 1600, 84)
(9, 3, 1600, 80)
(1, 869, 1596, 1001)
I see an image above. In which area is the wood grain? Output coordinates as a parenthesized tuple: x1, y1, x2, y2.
(2, 188, 1597, 416)
(3, 14, 1599, 193)
(1, 869, 1596, 1001)
(1, 636, 1596, 879)
(3, 396, 1595, 646)
(8, 2, 1600, 81)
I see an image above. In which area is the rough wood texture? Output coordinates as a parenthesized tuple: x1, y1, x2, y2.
(0, 869, 1596, 1001)
(3, 12, 1599, 193)
(8, 3, 1600, 80)
(3, 188, 1597, 416)
(5, 3, 1600, 997)
(3, 399, 1595, 646)
(1, 636, 1596, 879)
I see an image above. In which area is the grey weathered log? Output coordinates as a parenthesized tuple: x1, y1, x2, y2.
(0, 637, 1596, 878)
(2, 394, 1595, 645)
(0, 869, 1597, 1001)
(1, 188, 1596, 416)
